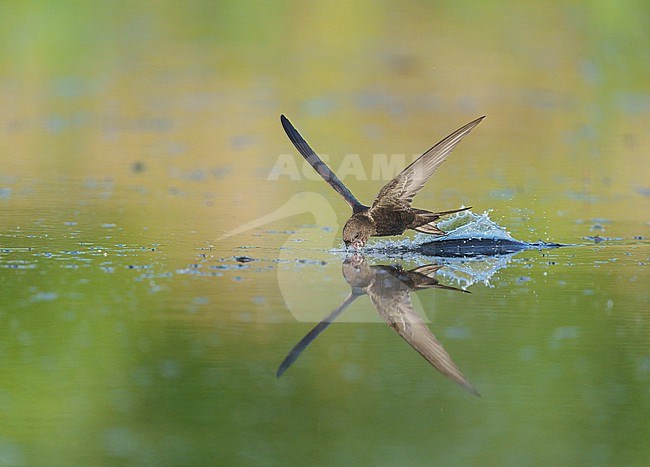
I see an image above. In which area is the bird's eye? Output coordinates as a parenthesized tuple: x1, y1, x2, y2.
(354, 233, 359, 239)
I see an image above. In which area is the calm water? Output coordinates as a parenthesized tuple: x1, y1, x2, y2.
(1, 2, 650, 465)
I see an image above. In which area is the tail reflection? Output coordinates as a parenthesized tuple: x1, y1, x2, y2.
(277, 254, 479, 396)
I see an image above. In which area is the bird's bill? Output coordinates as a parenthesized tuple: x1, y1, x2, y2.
(345, 239, 364, 250)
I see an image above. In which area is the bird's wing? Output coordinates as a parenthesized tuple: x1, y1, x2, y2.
(369, 289, 479, 395)
(372, 116, 484, 209)
(276, 292, 359, 377)
(281, 115, 367, 213)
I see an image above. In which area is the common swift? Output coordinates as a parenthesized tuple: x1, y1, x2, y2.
(280, 114, 485, 249)
(277, 254, 479, 396)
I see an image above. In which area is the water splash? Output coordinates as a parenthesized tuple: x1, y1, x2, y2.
(433, 210, 516, 241)
(331, 211, 561, 259)
(431, 254, 518, 288)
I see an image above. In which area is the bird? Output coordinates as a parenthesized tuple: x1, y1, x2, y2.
(280, 114, 485, 249)
(277, 254, 479, 396)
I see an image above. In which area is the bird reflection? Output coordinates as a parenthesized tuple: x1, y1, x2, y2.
(277, 254, 479, 396)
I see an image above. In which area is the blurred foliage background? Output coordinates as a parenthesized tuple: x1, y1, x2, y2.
(1, 1, 649, 241)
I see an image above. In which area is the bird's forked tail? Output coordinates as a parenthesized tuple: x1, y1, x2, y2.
(413, 206, 472, 235)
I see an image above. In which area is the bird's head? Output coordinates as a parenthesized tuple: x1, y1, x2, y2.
(343, 215, 373, 249)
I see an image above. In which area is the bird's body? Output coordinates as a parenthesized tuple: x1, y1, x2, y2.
(280, 114, 484, 248)
(366, 208, 414, 236)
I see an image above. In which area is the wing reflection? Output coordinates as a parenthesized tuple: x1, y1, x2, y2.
(277, 254, 479, 396)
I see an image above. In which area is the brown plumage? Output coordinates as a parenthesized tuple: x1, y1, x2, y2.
(280, 114, 484, 249)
